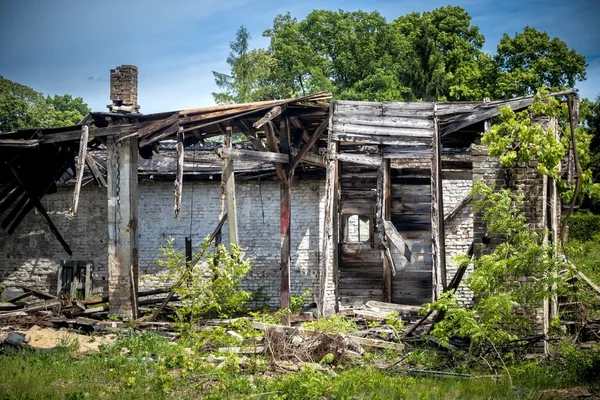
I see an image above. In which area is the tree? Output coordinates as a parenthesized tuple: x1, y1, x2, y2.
(494, 26, 588, 97)
(212, 26, 276, 104)
(265, 10, 395, 101)
(390, 6, 485, 101)
(0, 76, 90, 132)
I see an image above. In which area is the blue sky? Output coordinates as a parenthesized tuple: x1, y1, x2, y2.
(0, 0, 598, 113)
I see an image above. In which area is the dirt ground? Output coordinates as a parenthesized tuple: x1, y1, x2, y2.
(17, 326, 116, 354)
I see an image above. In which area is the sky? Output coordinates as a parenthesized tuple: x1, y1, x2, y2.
(0, 0, 599, 114)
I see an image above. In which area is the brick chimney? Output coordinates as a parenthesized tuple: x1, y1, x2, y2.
(108, 65, 140, 113)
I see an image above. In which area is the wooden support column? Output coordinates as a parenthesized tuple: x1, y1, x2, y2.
(431, 107, 447, 299)
(279, 118, 292, 310)
(70, 125, 89, 216)
(223, 125, 238, 246)
(174, 128, 184, 218)
(107, 133, 139, 319)
(381, 159, 392, 302)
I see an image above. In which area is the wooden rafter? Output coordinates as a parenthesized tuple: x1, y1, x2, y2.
(290, 117, 328, 172)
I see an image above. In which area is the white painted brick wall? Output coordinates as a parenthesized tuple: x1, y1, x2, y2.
(443, 179, 474, 306)
(0, 178, 325, 308)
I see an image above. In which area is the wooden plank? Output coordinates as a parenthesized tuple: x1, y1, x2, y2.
(219, 148, 289, 163)
(332, 132, 431, 146)
(138, 120, 180, 147)
(70, 126, 89, 216)
(333, 115, 433, 129)
(85, 154, 107, 187)
(382, 220, 412, 263)
(265, 122, 287, 184)
(253, 105, 283, 129)
(290, 149, 326, 167)
(138, 112, 179, 137)
(234, 120, 267, 152)
(335, 123, 433, 138)
(7, 164, 71, 255)
(444, 193, 471, 223)
(290, 116, 328, 172)
(42, 124, 138, 144)
(174, 129, 184, 218)
(224, 126, 239, 246)
(431, 110, 446, 297)
(0, 139, 41, 147)
(390, 202, 431, 215)
(1, 193, 28, 230)
(0, 185, 23, 218)
(333, 152, 382, 166)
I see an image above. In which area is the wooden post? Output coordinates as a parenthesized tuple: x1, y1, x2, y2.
(107, 133, 139, 319)
(70, 125, 89, 216)
(431, 106, 447, 298)
(279, 118, 292, 310)
(223, 125, 238, 246)
(381, 159, 392, 302)
(174, 128, 184, 218)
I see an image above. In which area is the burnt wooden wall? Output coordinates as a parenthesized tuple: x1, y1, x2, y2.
(329, 101, 443, 307)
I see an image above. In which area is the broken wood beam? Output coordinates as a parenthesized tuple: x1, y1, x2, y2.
(265, 122, 287, 184)
(289, 117, 329, 172)
(382, 220, 412, 263)
(8, 163, 72, 255)
(253, 105, 283, 129)
(219, 148, 289, 164)
(234, 120, 267, 152)
(174, 128, 184, 218)
(333, 152, 382, 166)
(85, 154, 107, 187)
(443, 193, 471, 223)
(70, 125, 89, 216)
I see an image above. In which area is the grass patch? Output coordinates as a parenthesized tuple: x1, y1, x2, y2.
(2, 330, 599, 399)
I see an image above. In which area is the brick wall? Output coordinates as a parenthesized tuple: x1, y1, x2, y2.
(0, 178, 325, 308)
(442, 179, 474, 306)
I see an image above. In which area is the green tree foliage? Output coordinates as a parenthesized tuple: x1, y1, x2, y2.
(212, 26, 276, 104)
(0, 76, 90, 132)
(580, 96, 600, 187)
(156, 237, 251, 325)
(216, 7, 588, 105)
(494, 27, 588, 97)
(483, 89, 600, 203)
(427, 182, 567, 346)
(390, 6, 485, 101)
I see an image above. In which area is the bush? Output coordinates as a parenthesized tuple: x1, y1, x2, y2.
(568, 212, 600, 241)
(156, 237, 252, 325)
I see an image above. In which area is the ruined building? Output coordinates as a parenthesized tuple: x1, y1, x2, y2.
(0, 66, 569, 326)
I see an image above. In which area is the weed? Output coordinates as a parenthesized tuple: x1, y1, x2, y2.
(303, 315, 357, 334)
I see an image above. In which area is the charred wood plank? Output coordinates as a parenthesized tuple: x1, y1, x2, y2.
(234, 120, 267, 152)
(85, 154, 107, 187)
(8, 163, 72, 255)
(0, 185, 23, 218)
(174, 129, 184, 218)
(70, 126, 89, 216)
(290, 117, 328, 172)
(333, 152, 382, 167)
(253, 105, 283, 129)
(219, 148, 289, 163)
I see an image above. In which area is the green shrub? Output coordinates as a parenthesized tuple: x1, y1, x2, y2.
(567, 212, 600, 241)
(156, 237, 252, 326)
